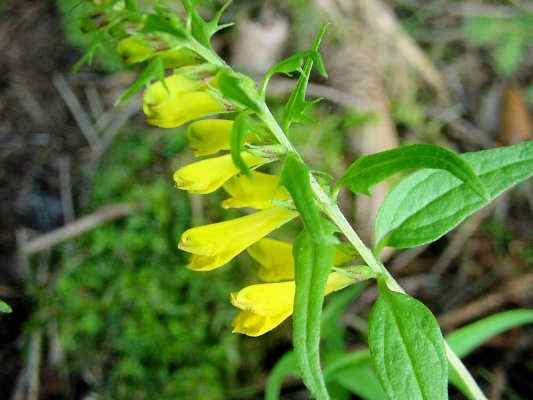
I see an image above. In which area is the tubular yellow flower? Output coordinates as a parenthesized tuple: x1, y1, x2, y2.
(143, 74, 225, 128)
(174, 153, 265, 194)
(230, 272, 354, 336)
(187, 119, 233, 156)
(179, 207, 298, 271)
(222, 172, 290, 209)
(247, 238, 293, 282)
(247, 238, 357, 282)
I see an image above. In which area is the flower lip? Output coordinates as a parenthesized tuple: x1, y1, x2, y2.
(173, 152, 266, 195)
(230, 272, 355, 336)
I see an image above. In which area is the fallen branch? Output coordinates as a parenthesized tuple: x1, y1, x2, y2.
(21, 203, 136, 255)
(53, 74, 101, 152)
(439, 273, 533, 331)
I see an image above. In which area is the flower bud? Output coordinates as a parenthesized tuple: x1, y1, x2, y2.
(116, 37, 154, 64)
(116, 37, 203, 67)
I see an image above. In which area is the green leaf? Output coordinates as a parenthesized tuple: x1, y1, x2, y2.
(324, 351, 386, 400)
(218, 69, 263, 113)
(320, 309, 533, 400)
(181, 0, 233, 49)
(447, 309, 533, 399)
(282, 25, 327, 130)
(260, 50, 325, 97)
(72, 31, 107, 73)
(142, 13, 187, 38)
(116, 56, 166, 105)
(0, 299, 12, 313)
(265, 352, 298, 400)
(375, 141, 533, 249)
(321, 284, 363, 346)
(280, 153, 328, 242)
(338, 144, 488, 201)
(285, 153, 339, 399)
(270, 52, 311, 76)
(368, 282, 448, 400)
(230, 112, 254, 176)
(447, 309, 533, 358)
(292, 230, 335, 398)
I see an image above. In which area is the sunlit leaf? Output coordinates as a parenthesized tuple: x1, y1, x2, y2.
(368, 282, 448, 400)
(338, 144, 488, 200)
(375, 141, 533, 249)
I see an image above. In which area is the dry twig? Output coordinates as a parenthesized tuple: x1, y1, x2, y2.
(439, 273, 533, 331)
(53, 74, 101, 152)
(21, 203, 136, 256)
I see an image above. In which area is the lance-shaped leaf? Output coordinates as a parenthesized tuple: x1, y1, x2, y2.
(282, 25, 327, 130)
(116, 56, 166, 105)
(292, 229, 337, 399)
(218, 69, 263, 113)
(368, 282, 448, 400)
(181, 0, 233, 49)
(282, 153, 338, 399)
(230, 112, 254, 175)
(447, 309, 533, 399)
(260, 50, 325, 97)
(448, 309, 533, 358)
(280, 153, 327, 242)
(318, 309, 533, 400)
(375, 141, 533, 249)
(337, 144, 488, 201)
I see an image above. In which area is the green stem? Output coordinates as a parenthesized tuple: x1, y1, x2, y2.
(194, 32, 487, 400)
(260, 106, 488, 400)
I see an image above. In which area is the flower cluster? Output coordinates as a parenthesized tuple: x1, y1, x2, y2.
(136, 68, 357, 335)
(109, 4, 359, 336)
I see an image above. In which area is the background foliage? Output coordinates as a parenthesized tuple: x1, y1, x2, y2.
(0, 0, 531, 399)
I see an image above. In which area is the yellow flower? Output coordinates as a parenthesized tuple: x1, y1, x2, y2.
(222, 172, 290, 209)
(179, 207, 298, 271)
(247, 238, 294, 282)
(174, 153, 265, 194)
(187, 119, 233, 156)
(143, 74, 225, 128)
(247, 238, 356, 282)
(230, 272, 354, 336)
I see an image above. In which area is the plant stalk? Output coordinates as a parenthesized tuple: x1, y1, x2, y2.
(260, 107, 488, 400)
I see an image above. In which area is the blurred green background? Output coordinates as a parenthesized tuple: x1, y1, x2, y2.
(0, 0, 531, 399)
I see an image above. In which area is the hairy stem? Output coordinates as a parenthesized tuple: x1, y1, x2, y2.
(260, 106, 487, 400)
